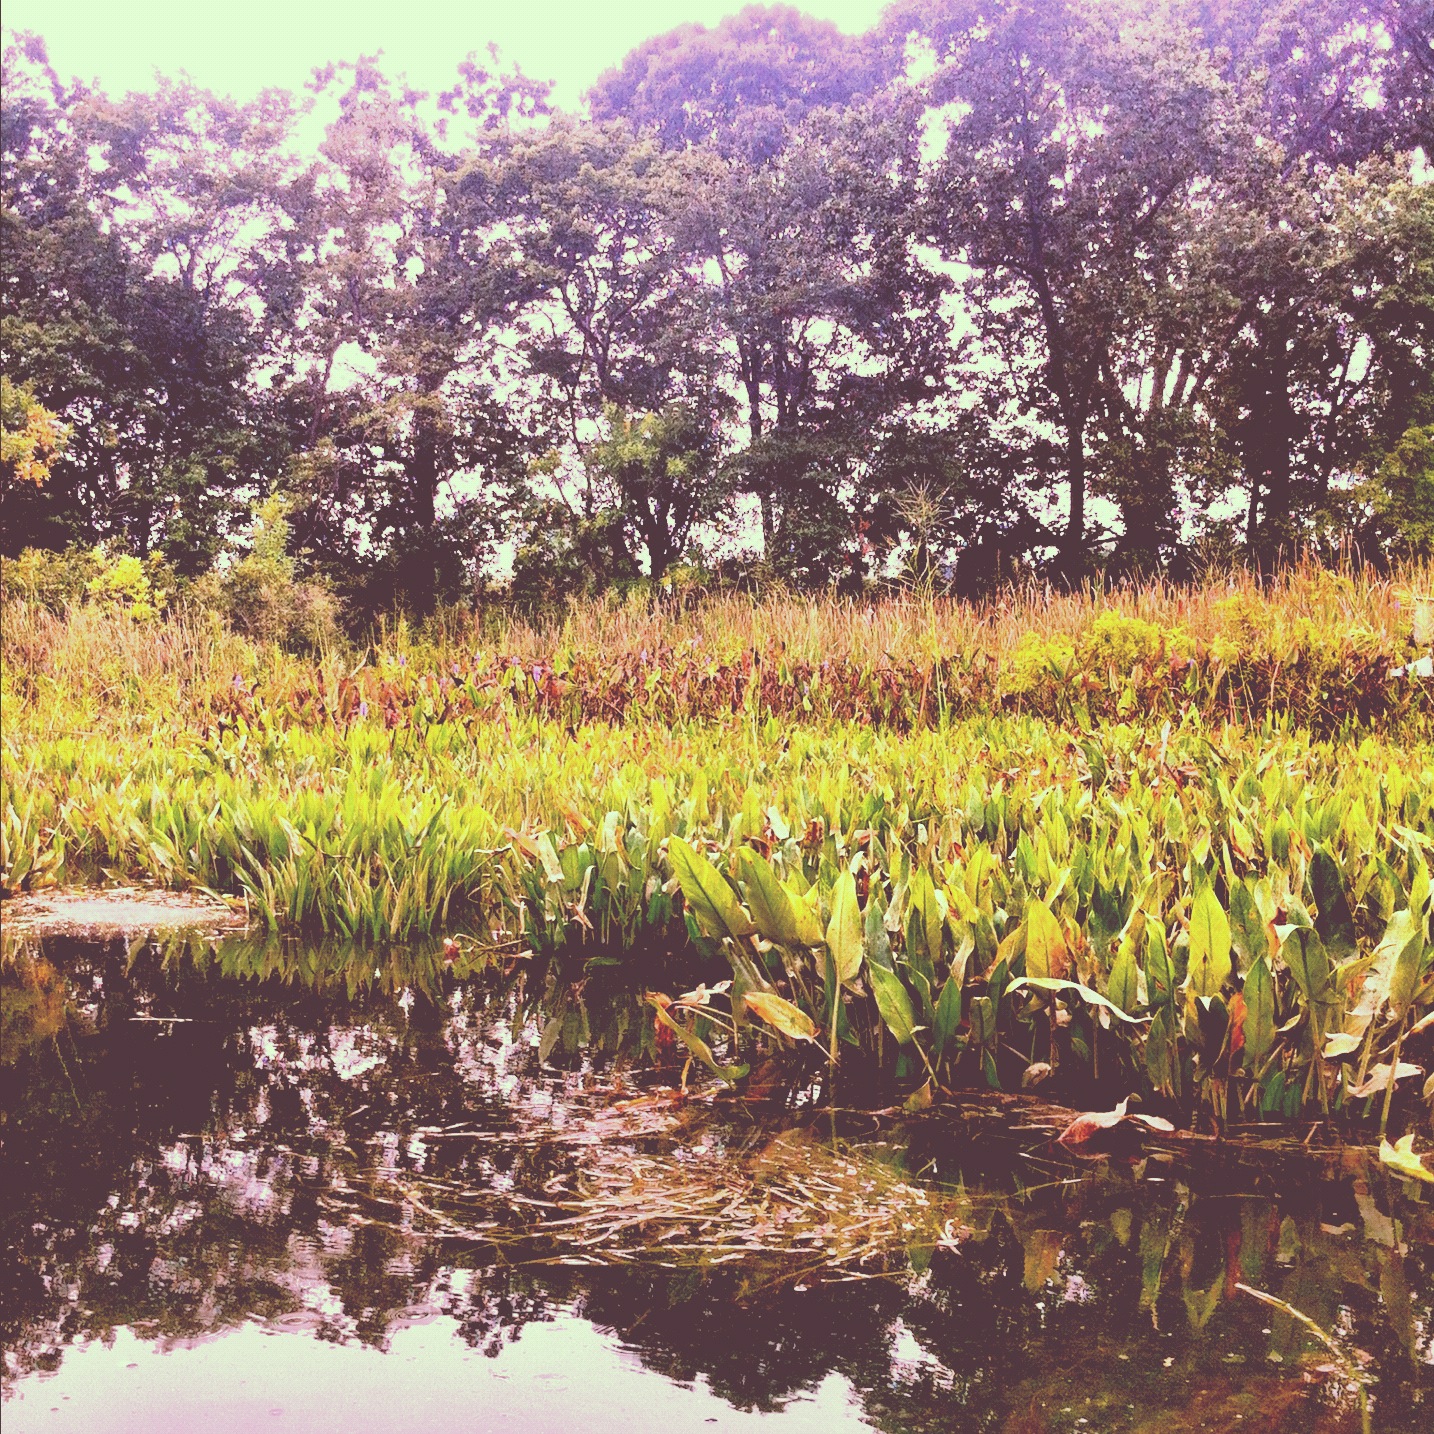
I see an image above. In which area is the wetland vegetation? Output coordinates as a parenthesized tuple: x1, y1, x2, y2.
(3, 0, 1433, 1425)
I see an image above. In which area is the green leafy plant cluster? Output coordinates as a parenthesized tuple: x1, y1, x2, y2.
(4, 683, 1431, 1125)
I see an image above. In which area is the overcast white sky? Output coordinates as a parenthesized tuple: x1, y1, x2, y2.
(4, 0, 890, 108)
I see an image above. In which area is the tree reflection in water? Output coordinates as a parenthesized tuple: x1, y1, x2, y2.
(1, 934, 1429, 1432)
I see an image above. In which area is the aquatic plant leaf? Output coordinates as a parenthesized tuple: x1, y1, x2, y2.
(826, 871, 863, 985)
(743, 990, 817, 1041)
(648, 998, 748, 1085)
(1282, 927, 1333, 1004)
(1238, 957, 1273, 1072)
(1230, 880, 1268, 971)
(668, 837, 755, 941)
(1145, 922, 1175, 1008)
(903, 1078, 934, 1112)
(908, 868, 944, 969)
(737, 849, 803, 946)
(1186, 886, 1231, 997)
(784, 881, 826, 947)
(535, 833, 565, 885)
(1378, 1133, 1434, 1184)
(932, 974, 963, 1059)
(864, 893, 893, 971)
(1322, 1032, 1362, 1058)
(1107, 915, 1142, 1014)
(1311, 847, 1358, 958)
(1008, 976, 1148, 1024)
(1024, 899, 1068, 981)
(1058, 1099, 1175, 1145)
(1350, 1061, 1425, 1099)
(1375, 909, 1425, 1021)
(869, 960, 918, 1045)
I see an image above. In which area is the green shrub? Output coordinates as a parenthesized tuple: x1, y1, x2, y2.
(0, 546, 101, 611)
(84, 548, 165, 621)
(1078, 611, 1184, 672)
(1003, 632, 1077, 695)
(197, 497, 339, 651)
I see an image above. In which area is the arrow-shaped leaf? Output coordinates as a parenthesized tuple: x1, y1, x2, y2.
(1187, 886, 1232, 997)
(826, 870, 864, 985)
(669, 837, 755, 941)
(869, 960, 918, 1045)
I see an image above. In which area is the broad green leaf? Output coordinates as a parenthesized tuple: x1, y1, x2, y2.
(1146, 1007, 1176, 1096)
(1024, 899, 1068, 981)
(1187, 886, 1231, 997)
(1376, 909, 1425, 1021)
(738, 848, 802, 946)
(743, 990, 817, 1041)
(869, 961, 918, 1045)
(1242, 955, 1275, 1067)
(1230, 880, 1268, 972)
(785, 881, 826, 946)
(669, 837, 755, 941)
(825, 870, 863, 984)
(969, 994, 996, 1046)
(1311, 847, 1357, 958)
(1410, 850, 1430, 919)
(933, 975, 963, 1058)
(1282, 926, 1333, 1004)
(909, 867, 944, 968)
(1108, 913, 1143, 1014)
(1008, 976, 1149, 1024)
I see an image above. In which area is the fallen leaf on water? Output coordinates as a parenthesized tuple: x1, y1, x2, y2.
(1058, 1099, 1175, 1146)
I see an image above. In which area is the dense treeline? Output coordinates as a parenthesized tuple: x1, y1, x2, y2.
(2, 1, 1431, 614)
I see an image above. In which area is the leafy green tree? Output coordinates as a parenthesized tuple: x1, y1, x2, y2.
(2, 36, 301, 570)
(892, 0, 1229, 580)
(593, 14, 946, 576)
(0, 375, 68, 492)
(590, 402, 733, 577)
(588, 4, 885, 162)
(270, 57, 544, 613)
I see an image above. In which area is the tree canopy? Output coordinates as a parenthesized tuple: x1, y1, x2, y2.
(2, 4, 1430, 610)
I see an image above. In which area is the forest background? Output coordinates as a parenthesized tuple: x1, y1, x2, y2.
(2, 0, 1432, 629)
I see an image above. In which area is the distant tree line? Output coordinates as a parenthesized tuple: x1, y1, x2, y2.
(2, 1, 1431, 613)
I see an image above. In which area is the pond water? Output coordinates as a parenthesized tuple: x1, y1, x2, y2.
(1, 935, 1429, 1433)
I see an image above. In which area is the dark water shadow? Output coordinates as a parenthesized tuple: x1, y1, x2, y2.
(1, 931, 1429, 1432)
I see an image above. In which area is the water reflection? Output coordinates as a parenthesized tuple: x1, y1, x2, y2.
(1, 934, 1429, 1432)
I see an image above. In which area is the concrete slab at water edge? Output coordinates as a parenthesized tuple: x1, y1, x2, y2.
(0, 885, 251, 942)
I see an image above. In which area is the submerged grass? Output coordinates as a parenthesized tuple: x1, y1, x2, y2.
(2, 570, 1432, 1131)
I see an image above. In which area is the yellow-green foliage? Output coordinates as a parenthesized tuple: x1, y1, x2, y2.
(1078, 611, 1186, 672)
(84, 549, 164, 622)
(3, 577, 1433, 1126)
(1003, 632, 1076, 695)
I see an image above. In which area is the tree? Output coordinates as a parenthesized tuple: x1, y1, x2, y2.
(270, 57, 545, 613)
(588, 4, 885, 163)
(0, 376, 68, 495)
(590, 402, 733, 577)
(593, 12, 946, 575)
(2, 35, 300, 569)
(892, 0, 1227, 579)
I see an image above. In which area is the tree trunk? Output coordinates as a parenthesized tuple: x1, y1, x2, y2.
(1058, 419, 1086, 584)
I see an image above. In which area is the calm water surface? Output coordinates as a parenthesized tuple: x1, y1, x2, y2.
(2, 935, 1429, 1432)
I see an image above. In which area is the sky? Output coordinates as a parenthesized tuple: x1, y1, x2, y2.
(3, 0, 891, 109)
